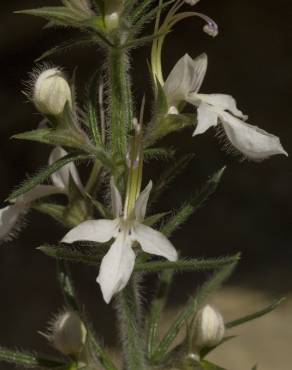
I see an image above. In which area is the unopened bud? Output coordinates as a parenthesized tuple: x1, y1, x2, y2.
(184, 0, 200, 5)
(33, 68, 72, 116)
(104, 0, 124, 30)
(194, 305, 225, 347)
(51, 311, 87, 355)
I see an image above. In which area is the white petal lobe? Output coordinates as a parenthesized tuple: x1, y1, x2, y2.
(96, 234, 136, 303)
(110, 177, 123, 218)
(0, 205, 23, 241)
(221, 112, 288, 160)
(193, 103, 219, 136)
(134, 181, 153, 222)
(62, 219, 118, 244)
(164, 53, 207, 107)
(196, 93, 247, 119)
(49, 147, 83, 191)
(133, 223, 177, 262)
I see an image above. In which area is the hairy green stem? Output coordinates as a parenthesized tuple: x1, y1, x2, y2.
(116, 275, 146, 370)
(108, 48, 133, 162)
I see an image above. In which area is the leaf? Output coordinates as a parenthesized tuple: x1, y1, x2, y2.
(144, 212, 170, 227)
(32, 202, 67, 225)
(86, 70, 103, 147)
(161, 167, 226, 238)
(16, 7, 86, 26)
(147, 268, 174, 357)
(57, 262, 118, 370)
(150, 259, 238, 364)
(13, 128, 91, 152)
(38, 243, 107, 266)
(0, 347, 65, 368)
(135, 255, 240, 273)
(85, 193, 112, 218)
(36, 36, 96, 61)
(7, 152, 93, 202)
(129, 0, 156, 24)
(225, 298, 285, 329)
(144, 147, 176, 161)
(150, 153, 195, 205)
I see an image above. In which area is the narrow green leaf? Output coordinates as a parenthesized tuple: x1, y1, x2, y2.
(150, 154, 195, 205)
(136, 255, 240, 273)
(129, 0, 155, 24)
(16, 7, 87, 26)
(57, 262, 118, 370)
(58, 260, 80, 311)
(161, 167, 226, 238)
(150, 259, 238, 364)
(0, 346, 65, 368)
(144, 147, 175, 161)
(86, 70, 103, 147)
(38, 243, 107, 266)
(225, 298, 285, 329)
(147, 268, 174, 357)
(13, 128, 92, 152)
(36, 36, 95, 62)
(7, 152, 93, 201)
(32, 202, 67, 225)
(144, 212, 170, 227)
(86, 193, 112, 218)
(123, 30, 168, 49)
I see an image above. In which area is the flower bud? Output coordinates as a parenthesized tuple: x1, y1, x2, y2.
(51, 311, 87, 355)
(104, 0, 124, 30)
(194, 305, 225, 347)
(33, 68, 72, 116)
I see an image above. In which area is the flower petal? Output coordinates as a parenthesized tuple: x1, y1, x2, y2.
(220, 112, 288, 160)
(193, 102, 219, 136)
(110, 177, 123, 218)
(164, 53, 207, 107)
(16, 185, 63, 204)
(134, 181, 153, 222)
(49, 147, 83, 191)
(0, 205, 23, 241)
(196, 93, 247, 119)
(133, 223, 177, 261)
(62, 219, 118, 244)
(96, 233, 136, 303)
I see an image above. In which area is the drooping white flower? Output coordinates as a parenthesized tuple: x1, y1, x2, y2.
(50, 311, 87, 355)
(194, 305, 225, 347)
(33, 68, 72, 116)
(0, 147, 82, 242)
(62, 179, 178, 303)
(164, 54, 288, 160)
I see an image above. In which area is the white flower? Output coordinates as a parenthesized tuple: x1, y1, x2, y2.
(62, 179, 178, 303)
(50, 311, 87, 355)
(33, 68, 72, 116)
(0, 147, 82, 242)
(164, 54, 288, 160)
(194, 305, 225, 347)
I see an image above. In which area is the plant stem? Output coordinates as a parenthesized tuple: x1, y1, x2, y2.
(116, 275, 146, 370)
(108, 48, 133, 162)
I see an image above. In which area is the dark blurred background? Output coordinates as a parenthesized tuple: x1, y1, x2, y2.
(0, 0, 291, 368)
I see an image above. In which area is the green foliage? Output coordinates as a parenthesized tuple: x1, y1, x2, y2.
(0, 347, 65, 368)
(225, 298, 285, 329)
(7, 152, 93, 201)
(39, 243, 107, 265)
(86, 70, 103, 147)
(150, 259, 239, 364)
(33, 202, 68, 226)
(161, 167, 225, 237)
(201, 360, 227, 370)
